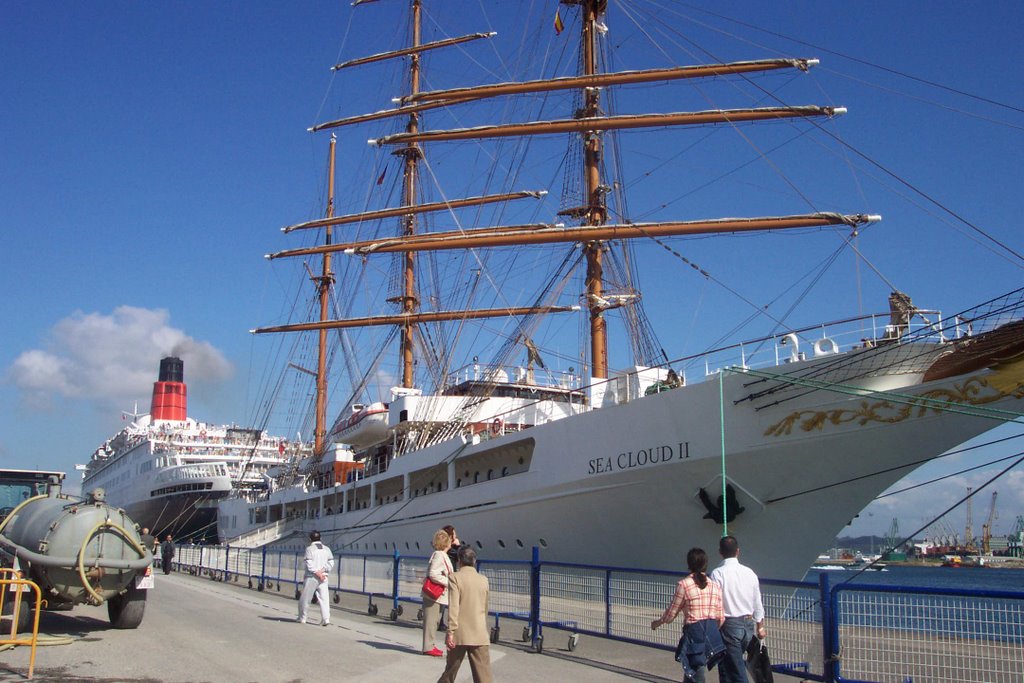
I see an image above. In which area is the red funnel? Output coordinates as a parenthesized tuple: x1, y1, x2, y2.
(150, 357, 187, 421)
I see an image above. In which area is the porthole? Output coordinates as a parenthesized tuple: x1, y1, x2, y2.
(475, 540, 483, 549)
(416, 542, 421, 550)
(518, 457, 524, 465)
(498, 540, 506, 548)
(464, 471, 470, 478)
(539, 538, 548, 548)
(405, 542, 410, 550)
(515, 539, 524, 548)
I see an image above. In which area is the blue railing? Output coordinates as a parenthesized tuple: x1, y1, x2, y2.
(172, 545, 1024, 683)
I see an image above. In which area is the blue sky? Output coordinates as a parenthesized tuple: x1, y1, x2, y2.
(2, 1, 1022, 539)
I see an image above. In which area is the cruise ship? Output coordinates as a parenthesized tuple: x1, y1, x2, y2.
(80, 357, 306, 542)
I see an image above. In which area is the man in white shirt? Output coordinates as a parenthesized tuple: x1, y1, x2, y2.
(709, 535, 766, 683)
(297, 531, 335, 626)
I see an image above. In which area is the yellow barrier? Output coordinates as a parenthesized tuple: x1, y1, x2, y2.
(0, 567, 43, 679)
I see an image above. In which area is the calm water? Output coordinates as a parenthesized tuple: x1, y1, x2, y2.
(804, 564, 1024, 592)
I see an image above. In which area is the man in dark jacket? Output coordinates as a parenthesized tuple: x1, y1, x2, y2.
(160, 535, 175, 574)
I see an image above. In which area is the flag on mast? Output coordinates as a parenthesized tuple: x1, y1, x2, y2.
(554, 8, 564, 35)
(376, 166, 387, 185)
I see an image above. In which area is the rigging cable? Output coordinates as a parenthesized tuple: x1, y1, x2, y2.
(640, 0, 1024, 266)
(673, 0, 1024, 116)
(764, 430, 1024, 506)
(841, 448, 1024, 584)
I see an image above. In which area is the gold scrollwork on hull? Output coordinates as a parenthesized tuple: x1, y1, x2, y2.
(764, 376, 1024, 437)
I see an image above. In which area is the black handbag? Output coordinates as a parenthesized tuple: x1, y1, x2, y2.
(745, 636, 774, 683)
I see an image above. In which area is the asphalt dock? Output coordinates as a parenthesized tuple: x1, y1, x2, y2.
(0, 571, 706, 682)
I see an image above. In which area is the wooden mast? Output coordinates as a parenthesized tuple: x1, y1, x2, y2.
(267, 2, 874, 400)
(266, 214, 880, 261)
(254, 305, 580, 335)
(400, 0, 422, 389)
(402, 59, 818, 105)
(582, 0, 607, 378)
(314, 135, 336, 456)
(330, 32, 495, 71)
(316, 59, 817, 132)
(369, 107, 845, 145)
(282, 190, 546, 233)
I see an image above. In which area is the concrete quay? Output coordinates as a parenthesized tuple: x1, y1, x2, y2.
(0, 571, 711, 683)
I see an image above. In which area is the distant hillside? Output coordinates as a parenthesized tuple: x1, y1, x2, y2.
(832, 536, 891, 554)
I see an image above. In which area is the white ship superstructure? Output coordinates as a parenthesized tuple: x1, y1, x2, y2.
(81, 357, 304, 541)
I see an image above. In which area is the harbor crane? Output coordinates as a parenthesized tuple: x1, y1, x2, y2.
(981, 491, 998, 555)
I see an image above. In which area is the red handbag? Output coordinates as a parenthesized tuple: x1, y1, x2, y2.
(422, 577, 445, 600)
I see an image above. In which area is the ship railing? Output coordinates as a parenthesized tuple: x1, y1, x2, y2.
(444, 363, 582, 393)
(87, 432, 149, 474)
(663, 309, 950, 386)
(436, 309, 957, 417)
(156, 462, 230, 484)
(173, 545, 1024, 683)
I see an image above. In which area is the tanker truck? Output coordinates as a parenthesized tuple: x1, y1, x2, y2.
(0, 468, 153, 630)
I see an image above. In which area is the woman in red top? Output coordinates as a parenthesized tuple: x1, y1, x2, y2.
(651, 547, 725, 683)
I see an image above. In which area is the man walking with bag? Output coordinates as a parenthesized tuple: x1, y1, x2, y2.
(438, 546, 491, 683)
(710, 535, 766, 683)
(297, 531, 334, 626)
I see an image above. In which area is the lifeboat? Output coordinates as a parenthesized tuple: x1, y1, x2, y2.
(329, 402, 391, 448)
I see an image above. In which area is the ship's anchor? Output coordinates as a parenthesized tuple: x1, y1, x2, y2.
(699, 484, 745, 523)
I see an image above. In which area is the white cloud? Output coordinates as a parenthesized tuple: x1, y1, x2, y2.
(7, 306, 232, 409)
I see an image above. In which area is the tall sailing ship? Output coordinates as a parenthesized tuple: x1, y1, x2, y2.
(218, 1, 1024, 579)
(80, 357, 304, 542)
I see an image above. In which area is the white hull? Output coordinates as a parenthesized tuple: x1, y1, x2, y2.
(219, 343, 1024, 580)
(82, 438, 232, 540)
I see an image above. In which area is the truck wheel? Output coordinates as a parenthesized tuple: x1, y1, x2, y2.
(15, 598, 30, 633)
(2, 595, 30, 633)
(107, 582, 147, 629)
